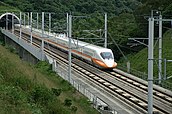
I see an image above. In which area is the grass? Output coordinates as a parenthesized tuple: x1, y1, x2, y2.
(0, 43, 99, 114)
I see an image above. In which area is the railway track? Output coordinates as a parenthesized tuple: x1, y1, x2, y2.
(12, 29, 172, 114)
(71, 57, 172, 114)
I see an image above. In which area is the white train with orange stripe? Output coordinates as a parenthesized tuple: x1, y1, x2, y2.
(48, 33, 117, 69)
(15, 24, 117, 69)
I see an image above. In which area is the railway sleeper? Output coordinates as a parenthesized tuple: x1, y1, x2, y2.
(109, 85, 117, 89)
(166, 97, 172, 102)
(85, 71, 91, 75)
(120, 76, 127, 80)
(81, 69, 86, 72)
(77, 67, 82, 70)
(122, 93, 132, 98)
(110, 72, 116, 75)
(114, 73, 121, 77)
(153, 108, 160, 114)
(98, 79, 105, 83)
(133, 82, 140, 86)
(129, 97, 140, 103)
(73, 65, 78, 68)
(153, 90, 157, 94)
(155, 93, 166, 98)
(93, 76, 100, 80)
(89, 74, 95, 77)
(103, 82, 111, 86)
(127, 79, 133, 83)
(140, 85, 147, 90)
(115, 89, 124, 94)
(138, 102, 147, 108)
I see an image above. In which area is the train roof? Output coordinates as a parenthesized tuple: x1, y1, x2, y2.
(17, 25, 112, 53)
(74, 39, 112, 52)
(54, 34, 112, 52)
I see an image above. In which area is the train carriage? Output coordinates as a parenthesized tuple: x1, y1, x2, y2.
(15, 24, 117, 69)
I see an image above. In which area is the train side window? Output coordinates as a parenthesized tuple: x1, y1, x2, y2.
(100, 53, 105, 59)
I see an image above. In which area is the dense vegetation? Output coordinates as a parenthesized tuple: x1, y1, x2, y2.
(0, 44, 98, 114)
(1, 0, 142, 60)
(0, 1, 19, 12)
(1, 0, 141, 14)
(119, 29, 172, 87)
(1, 0, 172, 59)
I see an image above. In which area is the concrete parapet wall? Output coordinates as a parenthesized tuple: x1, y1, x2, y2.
(1, 29, 44, 61)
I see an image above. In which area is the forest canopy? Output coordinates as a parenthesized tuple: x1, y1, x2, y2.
(1, 0, 172, 60)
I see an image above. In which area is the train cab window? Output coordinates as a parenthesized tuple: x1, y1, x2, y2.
(100, 52, 113, 59)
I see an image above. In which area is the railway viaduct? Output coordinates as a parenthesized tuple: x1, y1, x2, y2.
(0, 12, 38, 64)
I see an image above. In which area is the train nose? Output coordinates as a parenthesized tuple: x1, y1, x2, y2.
(104, 59, 116, 68)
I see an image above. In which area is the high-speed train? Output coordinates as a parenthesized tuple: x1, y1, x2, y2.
(48, 35, 117, 69)
(15, 24, 117, 69)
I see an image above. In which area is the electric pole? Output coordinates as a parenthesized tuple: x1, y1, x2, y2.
(148, 10, 154, 114)
(104, 13, 107, 48)
(41, 12, 45, 60)
(158, 14, 162, 84)
(68, 14, 72, 83)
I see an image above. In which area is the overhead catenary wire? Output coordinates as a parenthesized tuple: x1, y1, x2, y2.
(108, 32, 128, 61)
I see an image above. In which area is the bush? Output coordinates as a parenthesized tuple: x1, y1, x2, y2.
(30, 85, 54, 105)
(35, 61, 56, 76)
(35, 61, 52, 72)
(52, 88, 62, 96)
(47, 100, 70, 114)
(64, 98, 72, 107)
(60, 80, 76, 92)
(13, 76, 33, 91)
(71, 105, 77, 112)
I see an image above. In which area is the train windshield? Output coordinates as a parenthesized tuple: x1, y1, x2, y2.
(100, 52, 113, 59)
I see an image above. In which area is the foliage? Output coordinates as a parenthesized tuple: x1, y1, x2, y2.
(1, 0, 143, 60)
(119, 29, 172, 85)
(0, 1, 19, 12)
(13, 76, 33, 91)
(52, 88, 62, 96)
(34, 60, 98, 113)
(35, 61, 55, 76)
(5, 45, 17, 53)
(71, 105, 78, 112)
(30, 85, 55, 105)
(133, 0, 172, 38)
(47, 100, 70, 114)
(2, 0, 172, 61)
(2, 0, 141, 15)
(64, 98, 72, 107)
(0, 44, 99, 114)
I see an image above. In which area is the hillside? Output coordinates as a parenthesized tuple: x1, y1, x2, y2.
(119, 29, 172, 88)
(0, 0, 142, 60)
(0, 1, 19, 12)
(1, 0, 141, 15)
(1, 0, 172, 59)
(0, 44, 98, 114)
